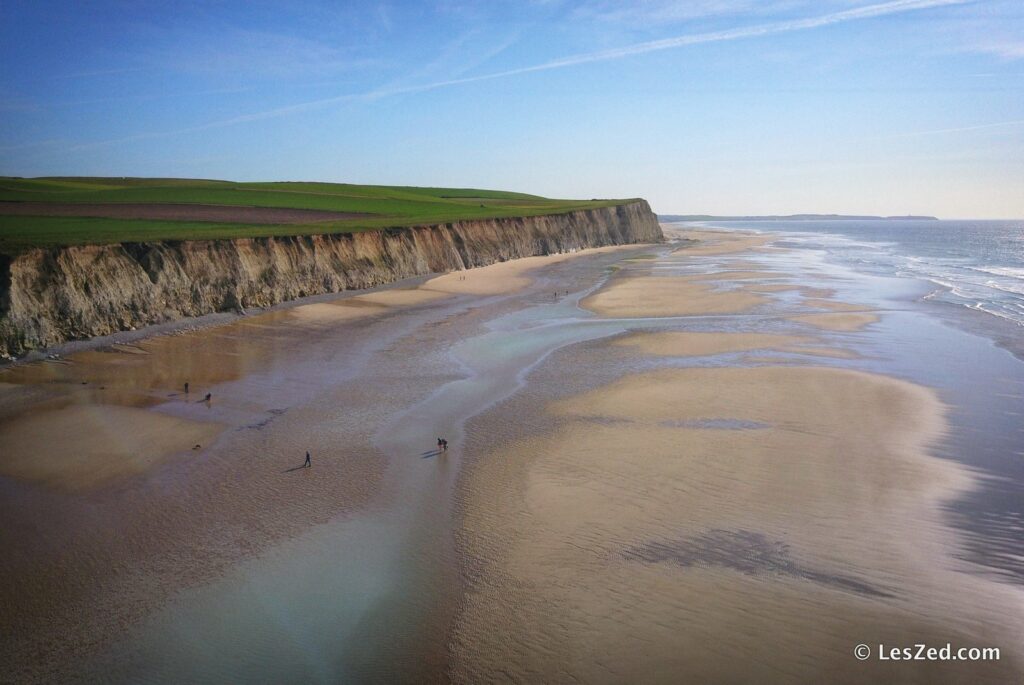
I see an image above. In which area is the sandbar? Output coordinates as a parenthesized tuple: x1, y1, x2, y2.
(582, 276, 766, 317)
(670, 230, 772, 256)
(802, 298, 873, 312)
(452, 365, 1019, 683)
(685, 270, 779, 281)
(789, 312, 880, 331)
(613, 331, 816, 357)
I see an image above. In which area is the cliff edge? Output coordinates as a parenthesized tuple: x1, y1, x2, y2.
(0, 200, 662, 357)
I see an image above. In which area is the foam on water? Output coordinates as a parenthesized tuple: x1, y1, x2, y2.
(682, 219, 1024, 328)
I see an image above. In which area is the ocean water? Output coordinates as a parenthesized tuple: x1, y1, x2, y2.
(688, 219, 1024, 331)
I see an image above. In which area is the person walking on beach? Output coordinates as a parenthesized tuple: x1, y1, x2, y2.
(184, 381, 189, 395)
(304, 451, 311, 468)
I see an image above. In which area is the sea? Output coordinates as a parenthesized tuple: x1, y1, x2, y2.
(683, 219, 1024, 354)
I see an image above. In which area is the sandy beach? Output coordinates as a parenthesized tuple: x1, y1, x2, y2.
(2, 229, 1023, 683)
(449, 227, 1024, 683)
(452, 365, 1019, 682)
(580, 276, 767, 317)
(0, 242, 648, 683)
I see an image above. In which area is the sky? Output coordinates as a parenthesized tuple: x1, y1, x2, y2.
(1, 0, 1022, 218)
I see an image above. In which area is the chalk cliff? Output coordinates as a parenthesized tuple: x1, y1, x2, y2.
(0, 201, 662, 357)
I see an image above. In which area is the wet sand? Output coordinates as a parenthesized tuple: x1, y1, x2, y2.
(0, 242, 649, 683)
(613, 331, 817, 356)
(448, 228, 1024, 683)
(789, 311, 880, 331)
(0, 405, 221, 489)
(2, 228, 1023, 683)
(452, 368, 1019, 683)
(0, 244, 636, 482)
(802, 298, 873, 312)
(420, 248, 633, 295)
(581, 276, 766, 317)
(670, 230, 772, 255)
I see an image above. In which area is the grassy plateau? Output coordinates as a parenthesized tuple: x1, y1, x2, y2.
(0, 177, 637, 255)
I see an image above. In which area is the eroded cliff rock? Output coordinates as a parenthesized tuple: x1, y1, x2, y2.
(0, 201, 662, 357)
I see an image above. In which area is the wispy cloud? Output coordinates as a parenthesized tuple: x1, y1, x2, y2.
(882, 118, 1024, 138)
(375, 2, 394, 33)
(924, 0, 1024, 61)
(570, 0, 815, 27)
(0, 98, 41, 113)
(36, 0, 971, 153)
(0, 138, 70, 154)
(52, 86, 255, 109)
(498, 0, 968, 73)
(50, 67, 152, 80)
(149, 28, 380, 79)
(966, 40, 1024, 60)
(390, 29, 519, 85)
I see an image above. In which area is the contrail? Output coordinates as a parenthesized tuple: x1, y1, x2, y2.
(456, 0, 970, 78)
(884, 118, 1024, 138)
(58, 0, 970, 152)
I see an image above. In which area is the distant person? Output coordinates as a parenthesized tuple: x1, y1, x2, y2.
(441, 439, 449, 452)
(304, 451, 311, 468)
(184, 381, 190, 395)
(204, 392, 212, 403)
(437, 438, 444, 452)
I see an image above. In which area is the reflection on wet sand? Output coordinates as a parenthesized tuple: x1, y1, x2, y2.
(454, 363, 1020, 685)
(0, 242, 648, 683)
(0, 405, 220, 489)
(624, 529, 893, 598)
(613, 331, 815, 356)
(614, 330, 861, 360)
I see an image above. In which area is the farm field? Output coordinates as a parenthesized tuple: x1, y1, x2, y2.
(0, 177, 635, 254)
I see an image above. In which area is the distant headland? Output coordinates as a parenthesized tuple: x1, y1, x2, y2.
(660, 214, 938, 222)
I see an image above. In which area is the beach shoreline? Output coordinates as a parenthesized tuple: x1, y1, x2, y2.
(0, 241, 656, 682)
(448, 227, 1024, 683)
(2, 229, 1023, 683)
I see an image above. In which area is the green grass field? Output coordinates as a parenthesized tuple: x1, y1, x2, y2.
(0, 177, 637, 255)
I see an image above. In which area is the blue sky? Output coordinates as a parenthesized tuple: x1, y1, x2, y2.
(1, 0, 1022, 217)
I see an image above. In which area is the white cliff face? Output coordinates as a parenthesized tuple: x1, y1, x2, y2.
(0, 202, 662, 357)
